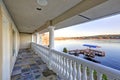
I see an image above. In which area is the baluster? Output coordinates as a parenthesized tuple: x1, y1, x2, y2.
(66, 59, 69, 79)
(47, 51, 49, 65)
(58, 55, 61, 74)
(73, 61, 77, 80)
(107, 76, 115, 80)
(53, 53, 56, 71)
(97, 72, 102, 80)
(77, 64, 81, 80)
(82, 65, 87, 80)
(51, 53, 54, 68)
(63, 57, 65, 76)
(89, 68, 94, 80)
(63, 57, 66, 77)
(58, 56, 61, 74)
(55, 54, 57, 73)
(56, 54, 58, 73)
(69, 60, 73, 80)
(65, 58, 68, 79)
(60, 56, 63, 75)
(58, 55, 60, 74)
(50, 51, 53, 69)
(54, 53, 56, 69)
(54, 54, 57, 71)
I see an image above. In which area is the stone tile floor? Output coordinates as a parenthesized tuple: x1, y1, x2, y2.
(11, 49, 62, 80)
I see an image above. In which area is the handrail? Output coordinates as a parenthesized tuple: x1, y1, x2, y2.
(31, 43, 120, 80)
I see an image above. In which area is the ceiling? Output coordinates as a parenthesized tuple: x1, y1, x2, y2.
(3, 0, 120, 33)
(3, 0, 82, 33)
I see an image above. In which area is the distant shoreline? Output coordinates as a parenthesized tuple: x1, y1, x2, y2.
(55, 38, 120, 41)
(55, 34, 120, 40)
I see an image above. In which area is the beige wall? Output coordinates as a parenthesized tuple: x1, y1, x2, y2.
(0, 1, 20, 80)
(20, 33, 32, 49)
(0, 5, 3, 80)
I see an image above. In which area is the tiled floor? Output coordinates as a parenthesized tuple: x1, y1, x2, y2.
(11, 49, 61, 80)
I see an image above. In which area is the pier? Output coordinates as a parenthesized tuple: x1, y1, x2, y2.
(69, 49, 105, 58)
(68, 44, 105, 58)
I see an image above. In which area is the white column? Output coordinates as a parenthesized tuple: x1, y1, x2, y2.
(32, 34, 34, 42)
(39, 34, 42, 44)
(36, 33, 40, 44)
(49, 26, 55, 49)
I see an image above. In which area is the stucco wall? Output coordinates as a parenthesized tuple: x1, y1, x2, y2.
(0, 1, 20, 80)
(20, 33, 32, 49)
(0, 5, 3, 80)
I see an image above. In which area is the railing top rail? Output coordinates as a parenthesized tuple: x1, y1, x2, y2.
(32, 42, 49, 50)
(32, 43, 120, 78)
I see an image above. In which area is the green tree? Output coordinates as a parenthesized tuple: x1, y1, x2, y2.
(63, 47, 68, 53)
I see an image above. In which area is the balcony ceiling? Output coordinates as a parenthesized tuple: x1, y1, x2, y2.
(3, 0, 82, 33)
(3, 0, 120, 33)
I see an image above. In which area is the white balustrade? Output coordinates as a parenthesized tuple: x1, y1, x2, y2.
(31, 43, 120, 80)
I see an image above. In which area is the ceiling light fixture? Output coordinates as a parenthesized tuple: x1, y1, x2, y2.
(37, 0, 48, 6)
(36, 8, 42, 11)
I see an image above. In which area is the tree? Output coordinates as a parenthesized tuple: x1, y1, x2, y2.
(63, 47, 68, 53)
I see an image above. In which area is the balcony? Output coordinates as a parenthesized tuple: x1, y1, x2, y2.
(31, 43, 120, 80)
(1, 0, 120, 80)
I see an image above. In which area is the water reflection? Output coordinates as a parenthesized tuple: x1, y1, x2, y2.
(84, 57, 101, 63)
(54, 39, 120, 70)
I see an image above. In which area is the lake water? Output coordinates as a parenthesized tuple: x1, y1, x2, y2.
(54, 39, 120, 71)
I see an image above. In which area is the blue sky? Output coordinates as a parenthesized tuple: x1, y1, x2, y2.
(55, 14, 120, 37)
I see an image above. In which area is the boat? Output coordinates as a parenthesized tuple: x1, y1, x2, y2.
(83, 44, 105, 58)
(68, 44, 105, 58)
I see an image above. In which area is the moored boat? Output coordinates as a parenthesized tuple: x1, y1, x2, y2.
(68, 44, 105, 58)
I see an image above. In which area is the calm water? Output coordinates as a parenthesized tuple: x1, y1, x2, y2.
(54, 39, 120, 71)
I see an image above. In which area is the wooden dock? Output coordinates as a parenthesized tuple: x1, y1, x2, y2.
(68, 49, 105, 58)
